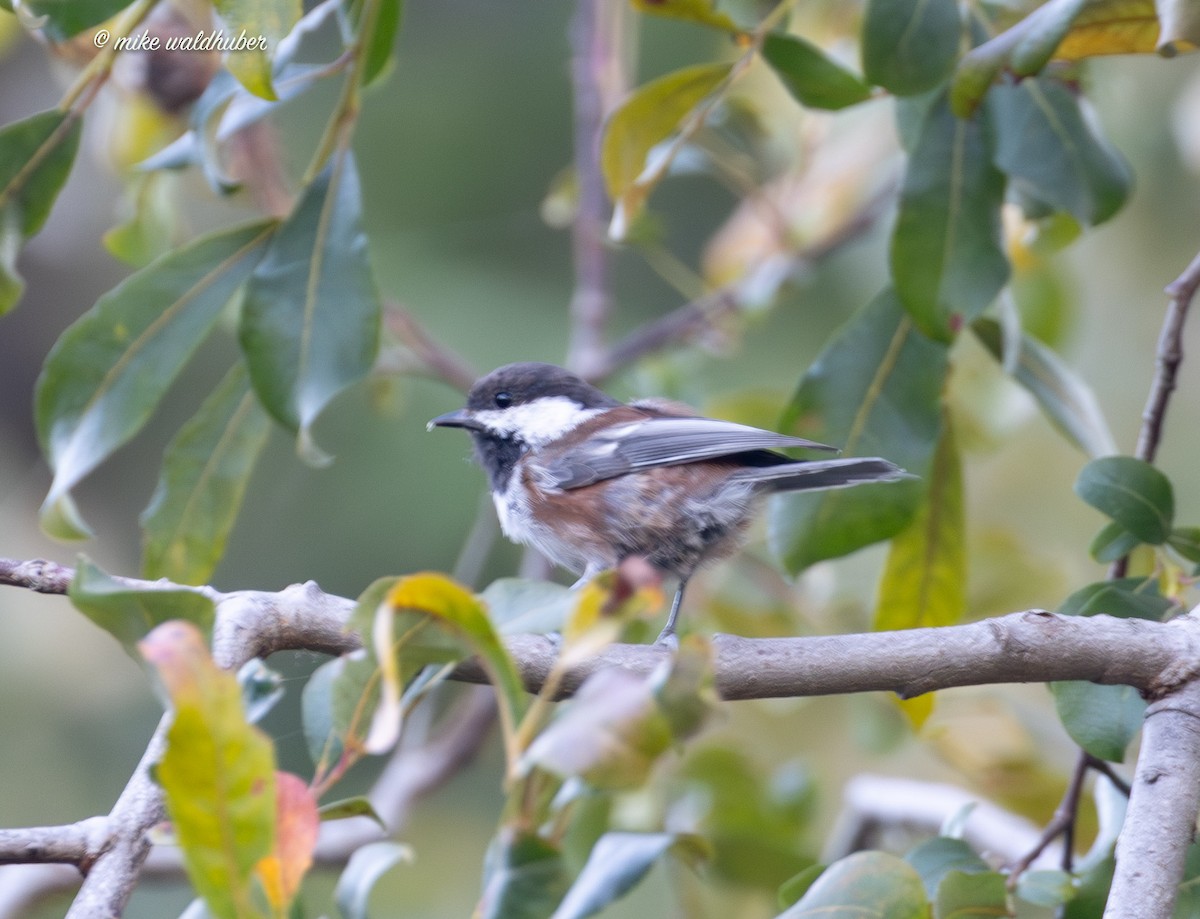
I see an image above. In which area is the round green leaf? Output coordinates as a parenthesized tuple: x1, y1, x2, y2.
(778, 850, 928, 918)
(1074, 456, 1174, 544)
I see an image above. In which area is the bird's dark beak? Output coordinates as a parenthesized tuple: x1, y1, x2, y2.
(427, 409, 480, 432)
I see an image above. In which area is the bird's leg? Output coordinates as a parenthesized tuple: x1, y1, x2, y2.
(654, 576, 689, 647)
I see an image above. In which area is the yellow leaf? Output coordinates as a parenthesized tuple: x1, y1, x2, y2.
(631, 0, 740, 32)
(874, 419, 966, 631)
(1055, 0, 1160, 57)
(895, 693, 935, 729)
(601, 62, 733, 238)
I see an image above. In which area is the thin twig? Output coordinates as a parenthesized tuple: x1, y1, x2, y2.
(382, 302, 478, 393)
(564, 0, 628, 378)
(592, 184, 893, 382)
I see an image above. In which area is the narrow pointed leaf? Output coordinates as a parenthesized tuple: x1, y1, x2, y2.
(240, 152, 381, 464)
(777, 851, 928, 918)
(875, 420, 965, 632)
(141, 621, 276, 919)
(861, 0, 962, 95)
(600, 63, 732, 235)
(1074, 455, 1174, 543)
(630, 0, 739, 32)
(255, 772, 319, 913)
(335, 841, 413, 919)
(973, 318, 1116, 457)
(551, 832, 704, 919)
(1168, 527, 1200, 563)
(0, 109, 83, 313)
(214, 0, 302, 99)
(989, 77, 1130, 225)
(318, 796, 385, 827)
(69, 556, 215, 657)
(141, 363, 271, 584)
(35, 221, 275, 534)
(352, 0, 404, 85)
(770, 290, 948, 573)
(762, 33, 871, 110)
(892, 91, 1009, 341)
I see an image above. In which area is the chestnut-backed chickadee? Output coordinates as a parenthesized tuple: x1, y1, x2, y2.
(430, 362, 906, 641)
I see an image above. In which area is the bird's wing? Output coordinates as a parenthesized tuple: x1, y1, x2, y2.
(542, 417, 837, 490)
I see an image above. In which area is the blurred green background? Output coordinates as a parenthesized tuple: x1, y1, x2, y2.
(2, 2, 1200, 916)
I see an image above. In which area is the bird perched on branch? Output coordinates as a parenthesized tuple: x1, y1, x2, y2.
(431, 362, 906, 642)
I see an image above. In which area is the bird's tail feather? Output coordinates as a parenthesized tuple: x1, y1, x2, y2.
(738, 457, 909, 492)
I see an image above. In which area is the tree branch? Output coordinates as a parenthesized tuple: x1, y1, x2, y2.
(6, 559, 1200, 916)
(1105, 678, 1200, 918)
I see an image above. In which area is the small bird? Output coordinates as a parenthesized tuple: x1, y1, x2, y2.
(430, 362, 906, 642)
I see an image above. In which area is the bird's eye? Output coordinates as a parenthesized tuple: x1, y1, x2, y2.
(494, 391, 513, 408)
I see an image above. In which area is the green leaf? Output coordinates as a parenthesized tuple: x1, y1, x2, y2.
(1168, 527, 1200, 563)
(352, 0, 404, 86)
(240, 151, 381, 465)
(334, 840, 413, 919)
(600, 62, 732, 238)
(0, 109, 83, 313)
(988, 77, 1130, 225)
(934, 870, 1009, 919)
(478, 829, 570, 919)
(1088, 521, 1141, 564)
(35, 220, 275, 536)
(551, 832, 705, 919)
(779, 865, 826, 909)
(141, 620, 276, 919)
(861, 0, 962, 95)
(906, 837, 989, 898)
(630, 0, 739, 32)
(1057, 577, 1174, 620)
(238, 659, 284, 724)
(318, 796, 385, 828)
(972, 318, 1115, 458)
(875, 419, 965, 631)
(1074, 456, 1174, 544)
(777, 850, 929, 918)
(213, 0, 301, 99)
(761, 33, 872, 111)
(892, 91, 1009, 341)
(141, 363, 271, 585)
(10, 0, 130, 39)
(770, 289, 948, 573)
(301, 648, 378, 779)
(951, 0, 1090, 116)
(302, 579, 396, 775)
(1050, 577, 1170, 762)
(1015, 869, 1075, 908)
(1051, 679, 1144, 762)
(68, 556, 216, 658)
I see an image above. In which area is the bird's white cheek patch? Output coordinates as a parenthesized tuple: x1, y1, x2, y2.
(473, 397, 603, 447)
